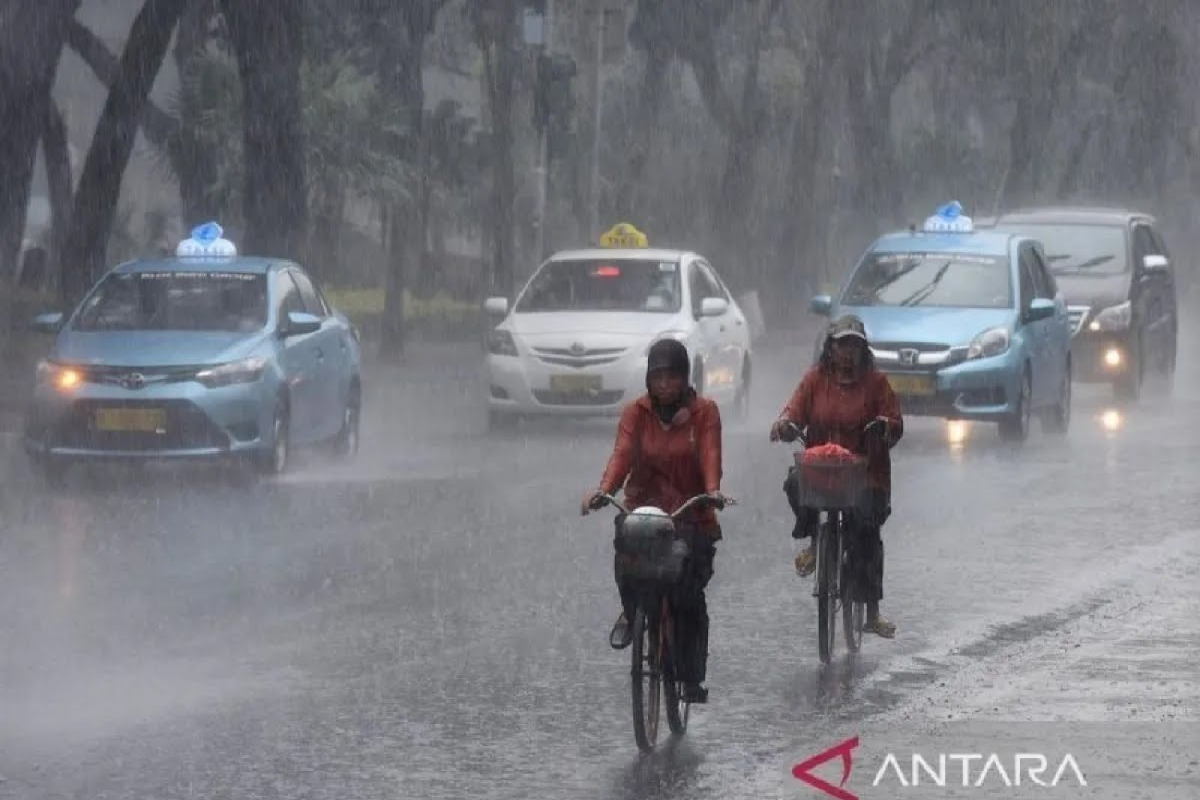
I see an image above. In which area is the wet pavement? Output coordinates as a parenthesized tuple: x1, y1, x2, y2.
(1, 318, 1198, 799)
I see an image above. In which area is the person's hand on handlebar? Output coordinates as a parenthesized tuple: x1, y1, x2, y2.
(580, 488, 609, 516)
(769, 418, 800, 443)
(864, 416, 890, 441)
(705, 490, 735, 509)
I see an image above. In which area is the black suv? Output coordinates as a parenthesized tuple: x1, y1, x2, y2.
(982, 207, 1177, 400)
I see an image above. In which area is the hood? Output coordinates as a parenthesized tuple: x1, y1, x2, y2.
(53, 330, 268, 367)
(506, 311, 678, 342)
(1050, 271, 1131, 310)
(836, 305, 1017, 347)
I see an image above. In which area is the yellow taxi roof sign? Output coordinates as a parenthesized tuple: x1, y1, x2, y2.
(599, 222, 648, 248)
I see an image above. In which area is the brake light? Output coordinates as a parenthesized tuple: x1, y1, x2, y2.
(593, 265, 621, 277)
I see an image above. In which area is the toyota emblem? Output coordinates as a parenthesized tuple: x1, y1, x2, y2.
(121, 372, 146, 390)
(569, 342, 586, 356)
(898, 349, 919, 366)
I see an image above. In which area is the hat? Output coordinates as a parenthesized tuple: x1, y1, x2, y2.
(646, 338, 690, 383)
(827, 314, 868, 342)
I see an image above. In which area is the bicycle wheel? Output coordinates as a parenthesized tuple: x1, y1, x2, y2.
(631, 605, 662, 753)
(842, 533, 865, 653)
(662, 597, 689, 736)
(816, 516, 839, 664)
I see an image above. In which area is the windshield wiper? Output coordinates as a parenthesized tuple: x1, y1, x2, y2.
(898, 261, 952, 306)
(1052, 254, 1115, 273)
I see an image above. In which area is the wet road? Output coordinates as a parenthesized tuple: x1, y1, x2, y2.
(1, 318, 1199, 799)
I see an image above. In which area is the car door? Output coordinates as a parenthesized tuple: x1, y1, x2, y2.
(273, 269, 321, 440)
(1017, 244, 1050, 406)
(1132, 223, 1173, 362)
(1030, 244, 1070, 397)
(288, 267, 342, 438)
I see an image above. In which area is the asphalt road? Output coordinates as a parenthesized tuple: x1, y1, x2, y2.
(1, 320, 1198, 799)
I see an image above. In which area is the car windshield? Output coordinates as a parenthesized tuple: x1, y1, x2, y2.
(843, 251, 1013, 309)
(991, 223, 1128, 275)
(515, 258, 682, 313)
(72, 271, 268, 332)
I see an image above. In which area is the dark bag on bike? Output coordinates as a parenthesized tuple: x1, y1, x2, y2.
(615, 512, 691, 585)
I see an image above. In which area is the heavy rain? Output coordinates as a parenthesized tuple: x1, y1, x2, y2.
(1, 1, 1198, 798)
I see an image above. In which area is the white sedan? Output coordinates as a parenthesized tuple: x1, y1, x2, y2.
(483, 247, 753, 428)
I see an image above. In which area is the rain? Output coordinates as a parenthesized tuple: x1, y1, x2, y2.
(1, 1, 1199, 798)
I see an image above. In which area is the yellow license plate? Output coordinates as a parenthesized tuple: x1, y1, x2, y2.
(550, 374, 601, 394)
(886, 373, 935, 397)
(94, 407, 167, 432)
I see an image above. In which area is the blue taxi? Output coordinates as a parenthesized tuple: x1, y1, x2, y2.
(22, 223, 362, 480)
(809, 203, 1073, 442)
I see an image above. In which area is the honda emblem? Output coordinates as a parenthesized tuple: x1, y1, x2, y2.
(898, 349, 919, 366)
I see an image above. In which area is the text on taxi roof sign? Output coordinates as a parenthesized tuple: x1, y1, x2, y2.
(599, 222, 648, 248)
(922, 201, 973, 233)
(177, 221, 238, 258)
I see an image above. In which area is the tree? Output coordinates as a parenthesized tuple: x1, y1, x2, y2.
(59, 0, 190, 304)
(221, 0, 308, 260)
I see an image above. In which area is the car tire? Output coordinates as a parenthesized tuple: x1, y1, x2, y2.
(258, 403, 290, 475)
(1114, 332, 1143, 402)
(998, 369, 1032, 443)
(1040, 359, 1071, 435)
(332, 382, 361, 460)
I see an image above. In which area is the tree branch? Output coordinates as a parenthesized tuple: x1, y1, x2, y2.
(66, 19, 176, 154)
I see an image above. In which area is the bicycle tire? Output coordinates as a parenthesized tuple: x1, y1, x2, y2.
(817, 516, 838, 664)
(840, 516, 864, 653)
(662, 598, 688, 736)
(631, 605, 662, 752)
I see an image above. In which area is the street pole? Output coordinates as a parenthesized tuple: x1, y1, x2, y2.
(534, 0, 553, 264)
(589, 6, 605, 243)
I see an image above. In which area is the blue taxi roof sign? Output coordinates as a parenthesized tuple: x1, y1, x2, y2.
(922, 201, 974, 233)
(177, 221, 237, 258)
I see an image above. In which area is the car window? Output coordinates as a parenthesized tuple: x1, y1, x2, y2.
(689, 261, 726, 316)
(514, 258, 681, 313)
(1132, 224, 1158, 267)
(1031, 248, 1057, 299)
(274, 270, 304, 320)
(1018, 248, 1036, 310)
(697, 261, 731, 302)
(991, 222, 1128, 275)
(71, 270, 268, 333)
(842, 251, 1013, 309)
(289, 269, 328, 317)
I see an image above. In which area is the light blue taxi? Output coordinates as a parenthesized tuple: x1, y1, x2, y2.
(22, 223, 362, 480)
(809, 203, 1073, 442)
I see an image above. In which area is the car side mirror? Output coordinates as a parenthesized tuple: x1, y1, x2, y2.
(1026, 297, 1056, 323)
(1142, 254, 1169, 274)
(30, 311, 64, 334)
(484, 296, 509, 316)
(809, 294, 833, 316)
(281, 311, 322, 337)
(699, 297, 729, 317)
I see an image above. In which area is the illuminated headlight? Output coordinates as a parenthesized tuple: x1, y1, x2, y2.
(487, 329, 518, 357)
(646, 330, 689, 354)
(36, 360, 82, 391)
(1104, 348, 1122, 367)
(1089, 300, 1131, 332)
(966, 327, 1010, 360)
(196, 357, 266, 388)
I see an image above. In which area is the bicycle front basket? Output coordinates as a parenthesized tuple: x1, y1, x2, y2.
(795, 454, 868, 510)
(618, 537, 691, 585)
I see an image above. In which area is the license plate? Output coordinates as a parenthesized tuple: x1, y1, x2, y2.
(886, 373, 935, 397)
(94, 407, 168, 433)
(550, 374, 601, 394)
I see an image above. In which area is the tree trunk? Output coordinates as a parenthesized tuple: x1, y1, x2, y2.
(43, 100, 73, 293)
(616, 44, 669, 224)
(0, 0, 80, 296)
(59, 0, 189, 306)
(480, 12, 518, 298)
(221, 0, 307, 260)
(173, 0, 220, 225)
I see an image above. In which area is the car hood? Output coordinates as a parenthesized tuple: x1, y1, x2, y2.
(836, 305, 1017, 347)
(1051, 272, 1131, 310)
(53, 330, 268, 367)
(506, 311, 680, 343)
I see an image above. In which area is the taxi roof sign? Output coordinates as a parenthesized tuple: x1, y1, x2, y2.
(177, 221, 237, 258)
(922, 201, 973, 233)
(599, 222, 648, 248)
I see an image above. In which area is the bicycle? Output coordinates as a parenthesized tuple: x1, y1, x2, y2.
(778, 421, 883, 664)
(584, 491, 732, 753)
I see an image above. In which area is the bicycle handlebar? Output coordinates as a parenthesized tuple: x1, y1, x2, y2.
(776, 419, 887, 448)
(586, 492, 734, 518)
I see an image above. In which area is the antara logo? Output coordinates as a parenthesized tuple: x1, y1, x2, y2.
(793, 738, 1088, 798)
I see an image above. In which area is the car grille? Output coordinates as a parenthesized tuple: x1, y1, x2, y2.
(53, 399, 230, 451)
(870, 341, 965, 369)
(532, 346, 627, 368)
(533, 389, 625, 407)
(74, 364, 204, 389)
(1066, 306, 1090, 336)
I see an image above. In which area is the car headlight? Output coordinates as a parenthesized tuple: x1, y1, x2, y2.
(195, 357, 267, 388)
(36, 360, 82, 391)
(646, 330, 689, 354)
(967, 327, 1010, 360)
(1088, 300, 1132, 332)
(487, 328, 518, 357)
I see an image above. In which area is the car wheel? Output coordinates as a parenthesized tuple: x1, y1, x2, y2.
(1040, 359, 1071, 435)
(1114, 331, 1143, 402)
(332, 383, 361, 460)
(998, 369, 1032, 443)
(258, 404, 290, 475)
